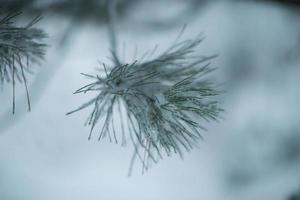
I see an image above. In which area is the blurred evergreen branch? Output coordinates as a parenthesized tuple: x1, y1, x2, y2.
(1, 0, 137, 24)
(0, 11, 47, 113)
(289, 189, 300, 200)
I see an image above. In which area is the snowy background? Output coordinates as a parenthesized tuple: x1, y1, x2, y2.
(0, 1, 300, 199)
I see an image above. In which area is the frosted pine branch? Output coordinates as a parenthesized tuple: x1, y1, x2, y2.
(67, 33, 223, 173)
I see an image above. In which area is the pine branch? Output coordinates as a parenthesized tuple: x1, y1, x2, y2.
(67, 33, 223, 173)
(0, 11, 47, 113)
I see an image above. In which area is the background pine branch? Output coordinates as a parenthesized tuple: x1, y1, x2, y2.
(0, 11, 47, 113)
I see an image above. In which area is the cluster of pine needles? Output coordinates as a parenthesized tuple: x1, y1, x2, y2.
(0, 11, 47, 113)
(67, 30, 223, 174)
